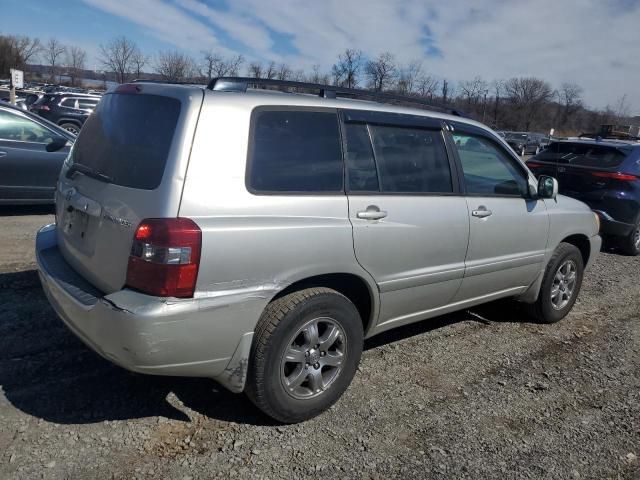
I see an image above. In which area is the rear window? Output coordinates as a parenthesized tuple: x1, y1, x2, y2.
(248, 109, 343, 193)
(537, 142, 628, 168)
(69, 93, 181, 190)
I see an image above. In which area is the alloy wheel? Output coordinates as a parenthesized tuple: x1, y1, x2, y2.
(550, 260, 577, 310)
(280, 317, 346, 400)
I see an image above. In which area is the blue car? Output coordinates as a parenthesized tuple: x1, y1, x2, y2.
(527, 139, 640, 255)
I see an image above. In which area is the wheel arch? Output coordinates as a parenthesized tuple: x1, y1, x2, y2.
(271, 272, 378, 337)
(560, 233, 591, 266)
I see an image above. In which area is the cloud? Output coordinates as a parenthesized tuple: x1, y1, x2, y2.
(81, 0, 225, 53)
(79, 0, 640, 110)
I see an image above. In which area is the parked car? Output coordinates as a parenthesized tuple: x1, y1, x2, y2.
(30, 92, 101, 135)
(504, 132, 549, 156)
(36, 79, 601, 423)
(527, 139, 640, 255)
(0, 103, 74, 204)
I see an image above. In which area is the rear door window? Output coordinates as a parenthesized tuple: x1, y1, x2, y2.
(248, 109, 343, 193)
(368, 125, 452, 193)
(69, 93, 181, 190)
(536, 142, 628, 168)
(60, 98, 77, 108)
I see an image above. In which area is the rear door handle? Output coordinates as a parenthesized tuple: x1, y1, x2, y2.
(472, 206, 492, 218)
(357, 205, 387, 220)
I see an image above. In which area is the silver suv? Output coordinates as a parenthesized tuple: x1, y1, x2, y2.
(36, 78, 601, 423)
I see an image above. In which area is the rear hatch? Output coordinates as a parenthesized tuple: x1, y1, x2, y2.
(55, 84, 204, 294)
(528, 141, 632, 206)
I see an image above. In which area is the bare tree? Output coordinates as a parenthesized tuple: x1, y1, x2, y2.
(247, 61, 263, 78)
(16, 36, 42, 67)
(99, 36, 137, 84)
(504, 77, 554, 130)
(66, 46, 86, 86)
(155, 50, 195, 82)
(331, 48, 363, 88)
(276, 63, 292, 81)
(365, 52, 397, 92)
(613, 94, 632, 121)
(0, 35, 42, 75)
(415, 74, 439, 99)
(45, 38, 66, 82)
(225, 55, 244, 76)
(491, 79, 505, 127)
(131, 49, 149, 80)
(264, 61, 277, 79)
(556, 82, 583, 128)
(307, 64, 330, 84)
(396, 60, 423, 94)
(458, 76, 488, 106)
(202, 52, 244, 80)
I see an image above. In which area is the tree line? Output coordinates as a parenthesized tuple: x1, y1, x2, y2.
(1, 34, 634, 135)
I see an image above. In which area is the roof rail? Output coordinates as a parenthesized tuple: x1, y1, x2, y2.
(131, 79, 206, 86)
(207, 77, 467, 117)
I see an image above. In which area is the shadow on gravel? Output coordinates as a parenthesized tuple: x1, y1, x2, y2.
(0, 205, 55, 217)
(0, 269, 533, 427)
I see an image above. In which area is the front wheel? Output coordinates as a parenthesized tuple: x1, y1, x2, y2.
(525, 243, 584, 323)
(619, 221, 640, 256)
(246, 288, 363, 423)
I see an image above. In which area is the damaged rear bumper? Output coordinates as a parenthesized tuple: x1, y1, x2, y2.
(35, 224, 268, 392)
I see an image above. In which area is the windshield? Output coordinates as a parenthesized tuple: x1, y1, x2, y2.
(68, 93, 181, 190)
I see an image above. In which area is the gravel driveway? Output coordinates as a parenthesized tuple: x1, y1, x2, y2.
(0, 206, 638, 479)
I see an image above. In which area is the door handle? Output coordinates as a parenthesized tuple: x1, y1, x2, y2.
(472, 206, 492, 218)
(357, 205, 387, 220)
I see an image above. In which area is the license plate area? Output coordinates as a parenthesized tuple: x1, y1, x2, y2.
(61, 207, 96, 255)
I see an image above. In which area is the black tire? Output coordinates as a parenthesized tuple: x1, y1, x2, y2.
(59, 122, 80, 135)
(619, 221, 640, 256)
(246, 287, 363, 423)
(524, 243, 584, 324)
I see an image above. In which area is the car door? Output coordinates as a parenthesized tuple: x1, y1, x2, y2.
(342, 110, 470, 331)
(448, 122, 549, 302)
(0, 108, 69, 202)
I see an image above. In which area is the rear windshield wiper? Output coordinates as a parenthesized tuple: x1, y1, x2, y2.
(65, 163, 113, 184)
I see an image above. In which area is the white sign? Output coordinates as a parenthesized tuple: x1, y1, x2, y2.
(10, 68, 23, 89)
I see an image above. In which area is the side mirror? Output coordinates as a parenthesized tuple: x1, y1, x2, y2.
(46, 136, 68, 153)
(537, 175, 558, 199)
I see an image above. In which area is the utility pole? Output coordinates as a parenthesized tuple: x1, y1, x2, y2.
(482, 89, 489, 123)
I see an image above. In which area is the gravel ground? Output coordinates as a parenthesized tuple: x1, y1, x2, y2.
(0, 206, 638, 479)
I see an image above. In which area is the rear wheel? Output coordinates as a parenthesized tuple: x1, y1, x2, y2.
(620, 221, 640, 256)
(246, 288, 363, 423)
(525, 243, 584, 323)
(59, 122, 80, 135)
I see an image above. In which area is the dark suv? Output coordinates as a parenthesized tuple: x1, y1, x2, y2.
(505, 132, 549, 156)
(30, 93, 101, 135)
(528, 139, 640, 254)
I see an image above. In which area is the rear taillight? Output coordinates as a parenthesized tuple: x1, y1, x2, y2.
(590, 171, 639, 182)
(34, 105, 50, 111)
(527, 162, 542, 169)
(125, 218, 202, 298)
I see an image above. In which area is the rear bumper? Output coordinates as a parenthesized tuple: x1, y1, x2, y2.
(36, 224, 267, 392)
(593, 210, 636, 237)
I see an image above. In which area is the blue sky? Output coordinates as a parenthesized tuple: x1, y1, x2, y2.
(3, 0, 640, 111)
